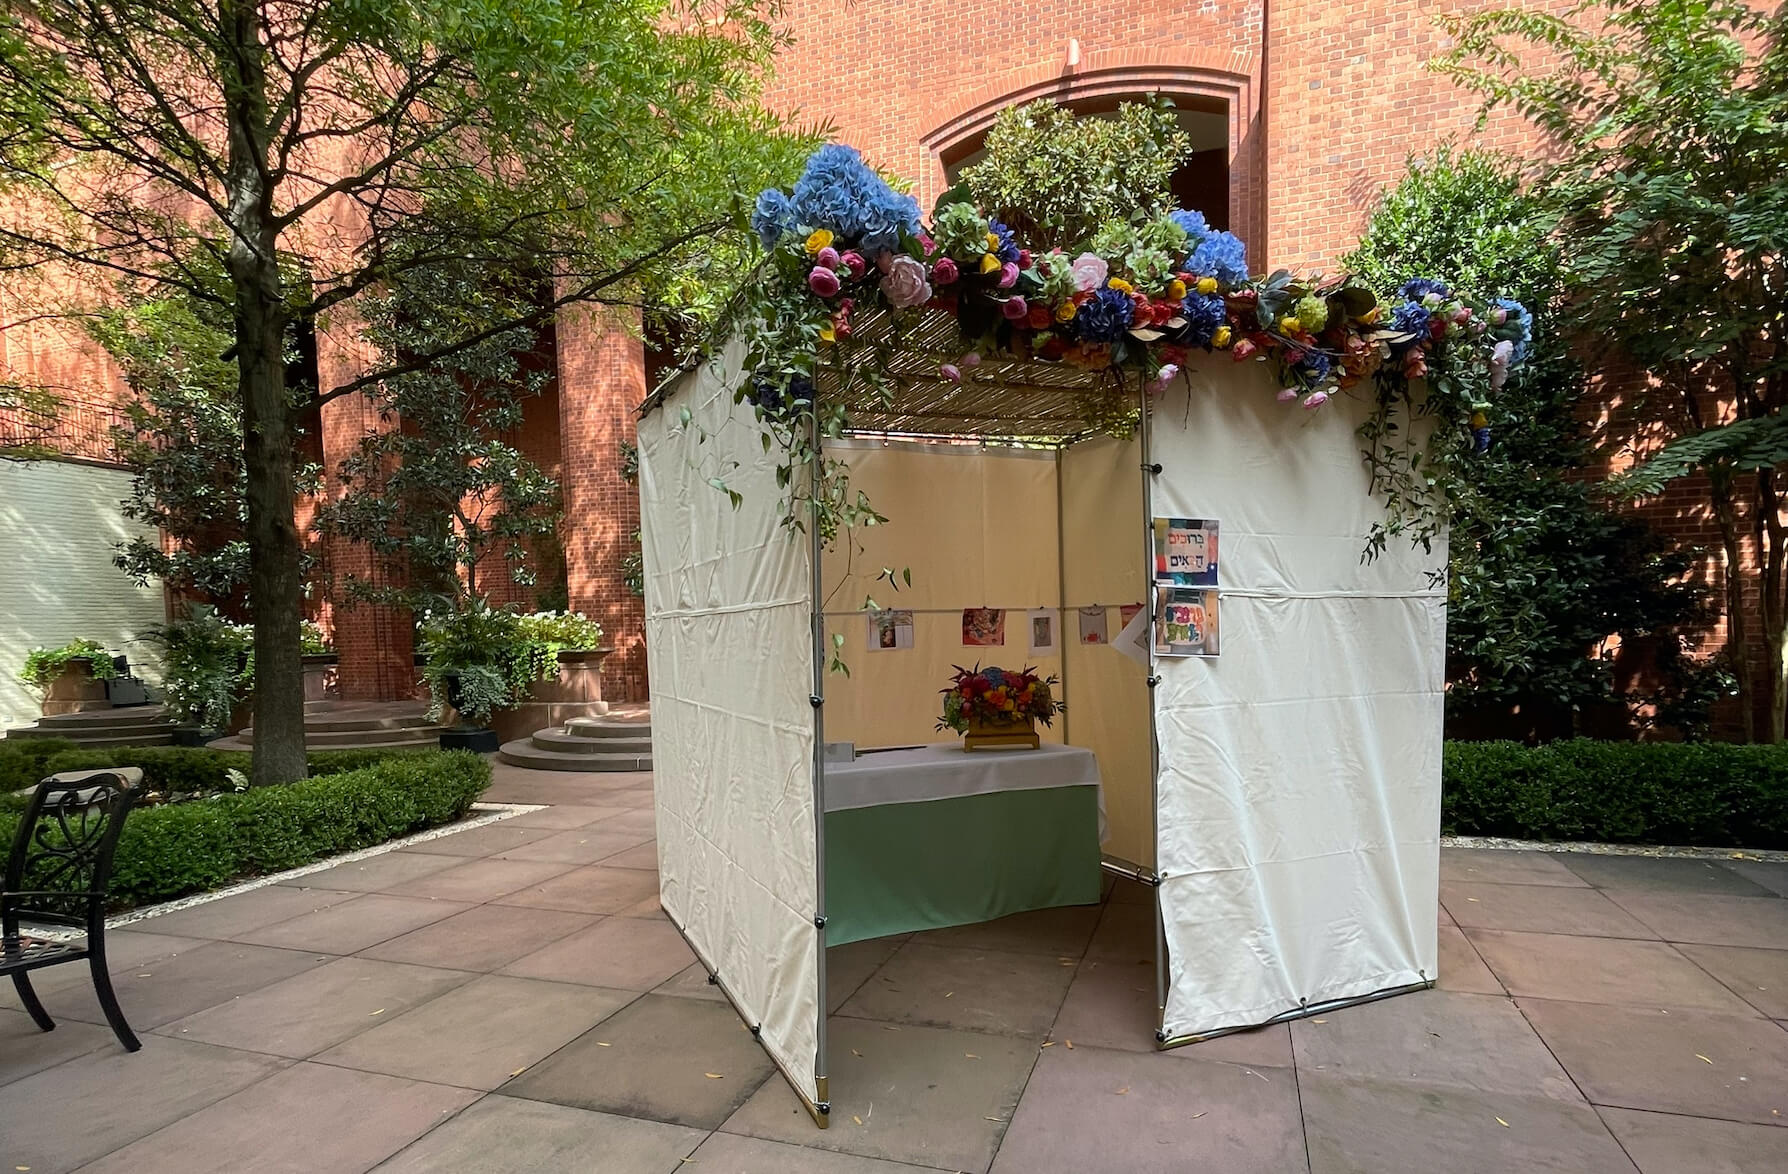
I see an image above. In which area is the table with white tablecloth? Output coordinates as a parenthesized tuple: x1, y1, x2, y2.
(822, 743, 1104, 946)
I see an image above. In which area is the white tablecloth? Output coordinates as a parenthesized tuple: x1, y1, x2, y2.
(822, 743, 1103, 820)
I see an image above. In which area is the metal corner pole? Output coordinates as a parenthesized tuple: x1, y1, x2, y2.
(1054, 445, 1070, 745)
(1136, 374, 1168, 1040)
(806, 407, 831, 1124)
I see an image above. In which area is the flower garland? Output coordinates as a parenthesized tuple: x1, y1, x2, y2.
(733, 144, 1534, 553)
(936, 664, 1062, 734)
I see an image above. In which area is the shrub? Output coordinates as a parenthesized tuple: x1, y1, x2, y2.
(37, 745, 435, 797)
(1444, 740, 1788, 849)
(18, 640, 120, 693)
(0, 750, 489, 907)
(0, 737, 81, 793)
(141, 613, 254, 729)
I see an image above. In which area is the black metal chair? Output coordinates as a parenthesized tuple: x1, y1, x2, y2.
(2, 768, 142, 1051)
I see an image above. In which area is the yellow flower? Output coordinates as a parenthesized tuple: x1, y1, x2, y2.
(1213, 325, 1232, 348)
(1055, 301, 1077, 323)
(1107, 277, 1134, 295)
(804, 229, 834, 255)
(979, 253, 1001, 275)
(818, 323, 836, 344)
(1196, 277, 1219, 295)
(1167, 280, 1187, 300)
(1362, 306, 1382, 325)
(1280, 316, 1301, 334)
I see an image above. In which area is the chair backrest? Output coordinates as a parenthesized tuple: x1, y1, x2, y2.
(4, 770, 139, 931)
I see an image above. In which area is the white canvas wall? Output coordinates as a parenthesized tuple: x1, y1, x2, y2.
(1148, 360, 1445, 1040)
(0, 460, 165, 730)
(638, 350, 822, 1104)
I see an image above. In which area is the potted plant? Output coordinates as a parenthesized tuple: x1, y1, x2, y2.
(300, 619, 338, 701)
(142, 613, 254, 741)
(20, 639, 119, 714)
(419, 603, 551, 751)
(937, 664, 1062, 751)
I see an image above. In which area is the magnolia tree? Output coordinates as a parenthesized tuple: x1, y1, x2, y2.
(0, 0, 810, 783)
(1439, 0, 1788, 740)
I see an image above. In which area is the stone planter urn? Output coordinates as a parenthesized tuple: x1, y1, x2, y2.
(301, 652, 339, 702)
(42, 657, 112, 716)
(487, 647, 612, 745)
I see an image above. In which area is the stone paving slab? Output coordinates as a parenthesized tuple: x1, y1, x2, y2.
(4, 771, 1786, 1173)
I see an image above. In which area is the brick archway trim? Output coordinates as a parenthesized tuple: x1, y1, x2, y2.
(916, 47, 1263, 247)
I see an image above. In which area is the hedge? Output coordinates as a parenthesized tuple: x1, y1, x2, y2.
(0, 737, 81, 795)
(35, 744, 433, 797)
(0, 750, 489, 908)
(1444, 740, 1788, 849)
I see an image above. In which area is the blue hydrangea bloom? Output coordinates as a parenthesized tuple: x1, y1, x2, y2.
(1396, 277, 1451, 303)
(1389, 300, 1432, 349)
(1298, 350, 1334, 383)
(989, 220, 1020, 264)
(1186, 231, 1249, 287)
(1179, 291, 1227, 348)
(1495, 298, 1533, 366)
(1074, 287, 1136, 343)
(1169, 209, 1213, 249)
(788, 144, 921, 252)
(982, 667, 1007, 687)
(751, 189, 794, 250)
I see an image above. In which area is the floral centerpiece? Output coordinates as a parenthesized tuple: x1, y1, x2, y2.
(936, 664, 1062, 751)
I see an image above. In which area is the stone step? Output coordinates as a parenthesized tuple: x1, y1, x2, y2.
(204, 731, 443, 753)
(496, 740, 653, 772)
(238, 717, 438, 740)
(530, 727, 654, 755)
(32, 708, 175, 730)
(5, 731, 176, 749)
(562, 717, 654, 740)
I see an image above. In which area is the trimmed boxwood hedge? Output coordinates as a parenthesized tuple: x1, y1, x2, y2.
(0, 750, 489, 908)
(1444, 740, 1788, 849)
(31, 744, 434, 797)
(0, 737, 81, 795)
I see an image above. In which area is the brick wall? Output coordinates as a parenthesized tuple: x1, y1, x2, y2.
(554, 304, 648, 702)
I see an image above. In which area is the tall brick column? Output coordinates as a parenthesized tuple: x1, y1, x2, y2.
(555, 305, 648, 702)
(316, 328, 415, 700)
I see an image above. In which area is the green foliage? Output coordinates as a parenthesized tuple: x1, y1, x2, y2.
(300, 620, 332, 656)
(35, 744, 431, 796)
(94, 289, 319, 603)
(1347, 146, 1713, 733)
(142, 612, 254, 729)
(0, 751, 490, 907)
(516, 611, 604, 652)
(0, 737, 79, 791)
(1443, 740, 1788, 848)
(1436, 0, 1788, 739)
(960, 97, 1193, 251)
(19, 640, 119, 692)
(418, 602, 560, 723)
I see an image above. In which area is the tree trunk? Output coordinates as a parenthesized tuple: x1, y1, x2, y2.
(1759, 469, 1787, 744)
(1711, 474, 1755, 742)
(223, 1, 306, 785)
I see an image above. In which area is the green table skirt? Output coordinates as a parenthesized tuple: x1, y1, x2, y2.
(824, 785, 1103, 947)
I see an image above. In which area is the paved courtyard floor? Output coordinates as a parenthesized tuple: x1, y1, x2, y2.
(4, 761, 1788, 1172)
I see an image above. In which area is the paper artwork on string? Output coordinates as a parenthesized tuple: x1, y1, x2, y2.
(1154, 586, 1220, 657)
(961, 608, 1006, 646)
(1076, 606, 1109, 645)
(1113, 602, 1151, 667)
(1026, 609, 1058, 656)
(1119, 602, 1145, 627)
(1153, 517, 1219, 587)
(867, 609, 914, 651)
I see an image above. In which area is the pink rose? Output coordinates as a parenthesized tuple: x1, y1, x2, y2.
(880, 254, 933, 309)
(1276, 387, 1299, 402)
(939, 363, 961, 382)
(1302, 390, 1330, 410)
(960, 351, 982, 367)
(816, 245, 840, 269)
(1233, 338, 1260, 361)
(808, 267, 841, 297)
(1070, 252, 1108, 292)
(998, 262, 1020, 289)
(1489, 306, 1509, 326)
(1001, 296, 1028, 320)
(1017, 249, 1032, 268)
(840, 251, 867, 278)
(917, 232, 936, 257)
(1157, 363, 1180, 385)
(1451, 306, 1472, 324)
(932, 257, 959, 286)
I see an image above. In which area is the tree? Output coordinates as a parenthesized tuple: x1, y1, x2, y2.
(1438, 0, 1788, 740)
(1346, 145, 1714, 738)
(312, 261, 562, 615)
(959, 97, 1192, 251)
(0, 0, 810, 782)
